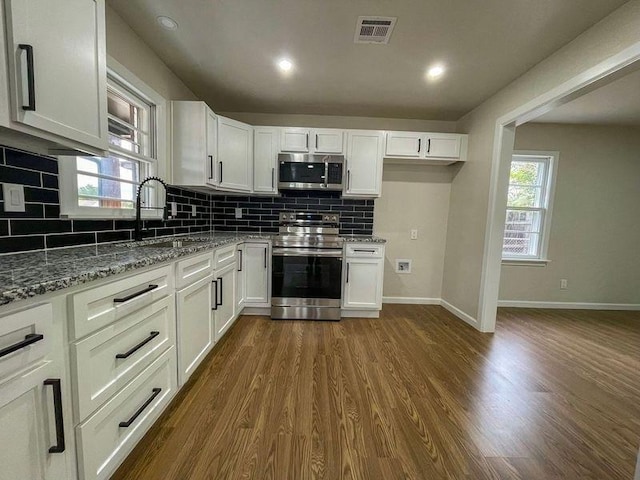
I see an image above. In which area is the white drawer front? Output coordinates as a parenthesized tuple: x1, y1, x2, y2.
(71, 265, 173, 340)
(0, 303, 52, 381)
(76, 347, 177, 480)
(175, 251, 214, 289)
(345, 244, 384, 258)
(213, 243, 237, 270)
(72, 295, 175, 422)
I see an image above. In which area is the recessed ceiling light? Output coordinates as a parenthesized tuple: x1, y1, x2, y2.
(157, 16, 178, 30)
(426, 64, 446, 80)
(277, 58, 293, 72)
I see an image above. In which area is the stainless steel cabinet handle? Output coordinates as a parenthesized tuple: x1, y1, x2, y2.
(18, 44, 36, 111)
(44, 379, 65, 453)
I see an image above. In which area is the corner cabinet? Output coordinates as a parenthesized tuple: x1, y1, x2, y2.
(342, 243, 385, 311)
(217, 116, 253, 192)
(344, 130, 384, 197)
(385, 131, 467, 164)
(253, 127, 279, 194)
(0, 0, 108, 154)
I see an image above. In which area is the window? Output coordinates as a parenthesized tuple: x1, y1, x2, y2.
(60, 59, 166, 218)
(502, 152, 557, 261)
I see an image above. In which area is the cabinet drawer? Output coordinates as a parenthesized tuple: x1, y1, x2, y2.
(175, 251, 213, 289)
(72, 295, 175, 422)
(0, 303, 52, 381)
(345, 244, 384, 258)
(213, 243, 237, 270)
(76, 346, 177, 480)
(70, 265, 173, 340)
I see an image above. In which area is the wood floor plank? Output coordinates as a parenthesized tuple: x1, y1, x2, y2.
(113, 305, 640, 480)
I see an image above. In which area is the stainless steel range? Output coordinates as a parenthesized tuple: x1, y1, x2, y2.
(271, 212, 344, 321)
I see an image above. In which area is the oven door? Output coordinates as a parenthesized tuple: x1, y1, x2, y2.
(271, 248, 343, 301)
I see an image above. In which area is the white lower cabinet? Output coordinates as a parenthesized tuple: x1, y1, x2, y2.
(176, 274, 214, 386)
(342, 244, 385, 310)
(0, 361, 68, 480)
(243, 242, 270, 306)
(76, 347, 177, 480)
(213, 262, 237, 342)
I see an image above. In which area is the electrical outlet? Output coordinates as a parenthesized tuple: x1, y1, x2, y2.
(235, 208, 243, 219)
(410, 229, 418, 240)
(560, 279, 568, 290)
(2, 183, 25, 212)
(191, 205, 197, 217)
(170, 202, 178, 218)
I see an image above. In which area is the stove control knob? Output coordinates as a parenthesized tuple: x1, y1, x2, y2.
(289, 214, 295, 220)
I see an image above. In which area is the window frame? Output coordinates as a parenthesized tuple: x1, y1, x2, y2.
(501, 150, 559, 264)
(59, 56, 167, 219)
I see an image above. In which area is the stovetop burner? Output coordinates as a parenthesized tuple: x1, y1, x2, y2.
(273, 212, 343, 248)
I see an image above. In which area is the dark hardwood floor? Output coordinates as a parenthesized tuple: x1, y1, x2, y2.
(112, 305, 640, 479)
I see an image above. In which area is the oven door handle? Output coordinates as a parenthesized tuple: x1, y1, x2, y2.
(272, 248, 343, 258)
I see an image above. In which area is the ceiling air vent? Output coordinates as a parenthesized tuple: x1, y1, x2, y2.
(354, 16, 397, 44)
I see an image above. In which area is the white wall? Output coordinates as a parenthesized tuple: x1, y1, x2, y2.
(442, 0, 640, 327)
(375, 165, 453, 301)
(499, 123, 640, 305)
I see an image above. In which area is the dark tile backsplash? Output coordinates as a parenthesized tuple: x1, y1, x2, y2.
(0, 144, 375, 254)
(211, 190, 374, 235)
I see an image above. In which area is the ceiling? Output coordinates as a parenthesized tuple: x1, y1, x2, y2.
(535, 67, 640, 126)
(108, 0, 629, 121)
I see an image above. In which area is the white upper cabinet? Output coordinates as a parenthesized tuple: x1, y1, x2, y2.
(253, 127, 279, 194)
(280, 128, 344, 154)
(344, 130, 384, 198)
(385, 131, 423, 158)
(0, 0, 107, 153)
(385, 131, 467, 163)
(172, 101, 218, 189)
(217, 116, 253, 192)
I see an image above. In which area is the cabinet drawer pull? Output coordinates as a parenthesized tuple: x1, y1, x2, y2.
(417, 138, 421, 153)
(113, 284, 158, 303)
(0, 333, 44, 358)
(212, 279, 218, 310)
(315, 134, 318, 149)
(115, 331, 160, 359)
(353, 249, 376, 253)
(118, 388, 162, 428)
(18, 44, 36, 111)
(44, 379, 65, 453)
(427, 138, 431, 153)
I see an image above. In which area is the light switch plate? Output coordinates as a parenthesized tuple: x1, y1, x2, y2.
(2, 183, 26, 212)
(235, 208, 242, 219)
(191, 205, 197, 217)
(170, 202, 178, 218)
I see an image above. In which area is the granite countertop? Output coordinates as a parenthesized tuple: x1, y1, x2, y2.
(0, 232, 386, 307)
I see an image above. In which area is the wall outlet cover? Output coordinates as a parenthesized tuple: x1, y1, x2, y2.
(235, 208, 243, 219)
(191, 205, 197, 217)
(410, 229, 418, 240)
(170, 202, 178, 218)
(2, 183, 25, 212)
(396, 259, 412, 274)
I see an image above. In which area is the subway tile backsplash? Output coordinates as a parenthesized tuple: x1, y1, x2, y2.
(0, 144, 214, 254)
(0, 144, 375, 254)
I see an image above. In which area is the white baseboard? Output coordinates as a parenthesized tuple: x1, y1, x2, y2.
(382, 296, 441, 305)
(240, 307, 271, 316)
(498, 300, 640, 311)
(440, 299, 479, 327)
(341, 310, 380, 318)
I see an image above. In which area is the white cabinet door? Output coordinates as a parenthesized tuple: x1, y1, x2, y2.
(253, 127, 278, 194)
(424, 133, 461, 158)
(280, 128, 310, 152)
(176, 275, 214, 386)
(213, 263, 237, 341)
(0, 362, 69, 480)
(344, 130, 384, 197)
(217, 116, 252, 192)
(343, 258, 384, 310)
(244, 242, 270, 306)
(3, 0, 107, 151)
(385, 131, 424, 158)
(312, 129, 344, 154)
(236, 245, 246, 311)
(206, 109, 218, 186)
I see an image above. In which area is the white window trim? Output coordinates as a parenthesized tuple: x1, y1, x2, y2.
(501, 150, 559, 265)
(59, 56, 168, 219)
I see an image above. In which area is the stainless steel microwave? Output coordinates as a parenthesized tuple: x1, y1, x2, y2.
(278, 153, 344, 191)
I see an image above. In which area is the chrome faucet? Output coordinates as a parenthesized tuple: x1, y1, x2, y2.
(134, 176, 168, 241)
